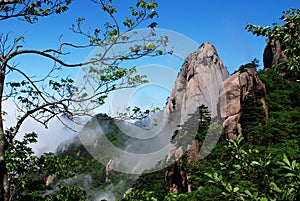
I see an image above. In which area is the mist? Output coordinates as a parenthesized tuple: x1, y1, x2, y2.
(3, 99, 77, 156)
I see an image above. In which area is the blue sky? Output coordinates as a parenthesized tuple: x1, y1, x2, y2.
(155, 0, 300, 72)
(3, 0, 300, 106)
(2, 0, 300, 153)
(3, 0, 300, 112)
(3, 0, 300, 75)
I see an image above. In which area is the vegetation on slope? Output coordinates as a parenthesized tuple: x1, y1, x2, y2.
(122, 8, 300, 201)
(4, 7, 299, 201)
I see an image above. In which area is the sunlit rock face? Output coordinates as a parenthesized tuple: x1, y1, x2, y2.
(164, 42, 229, 126)
(104, 42, 229, 189)
(105, 43, 229, 177)
(164, 42, 229, 193)
(219, 68, 268, 139)
(164, 42, 228, 159)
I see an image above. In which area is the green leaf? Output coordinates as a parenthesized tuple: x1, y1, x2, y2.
(244, 189, 252, 197)
(284, 173, 296, 177)
(287, 187, 295, 195)
(123, 17, 133, 27)
(291, 160, 297, 170)
(15, 36, 25, 42)
(144, 43, 156, 51)
(282, 154, 291, 166)
(269, 182, 281, 193)
(233, 187, 239, 193)
(204, 172, 213, 179)
(250, 161, 261, 166)
(156, 49, 163, 55)
(213, 172, 218, 180)
(233, 164, 241, 169)
(225, 182, 232, 192)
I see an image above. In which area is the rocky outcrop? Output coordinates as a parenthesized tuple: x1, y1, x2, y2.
(45, 174, 57, 186)
(263, 40, 287, 69)
(164, 42, 229, 193)
(165, 42, 229, 123)
(165, 146, 187, 193)
(164, 43, 270, 193)
(263, 22, 299, 69)
(219, 68, 268, 139)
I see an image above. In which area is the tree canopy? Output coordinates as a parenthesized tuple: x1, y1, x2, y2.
(0, 0, 164, 200)
(246, 8, 300, 79)
(122, 8, 300, 201)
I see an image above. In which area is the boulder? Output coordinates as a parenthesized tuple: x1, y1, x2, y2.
(263, 40, 287, 69)
(219, 68, 268, 139)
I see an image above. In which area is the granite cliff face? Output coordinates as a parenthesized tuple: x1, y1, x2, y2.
(219, 68, 268, 139)
(164, 42, 229, 123)
(163, 43, 269, 193)
(263, 40, 287, 69)
(164, 42, 229, 193)
(263, 22, 298, 69)
(164, 42, 229, 163)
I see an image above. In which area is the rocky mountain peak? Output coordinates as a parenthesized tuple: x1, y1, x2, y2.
(164, 42, 228, 128)
(184, 42, 223, 68)
(163, 42, 229, 192)
(163, 42, 270, 193)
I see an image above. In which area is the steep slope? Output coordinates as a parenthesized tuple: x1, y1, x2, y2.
(163, 42, 229, 193)
(162, 44, 269, 194)
(105, 42, 229, 177)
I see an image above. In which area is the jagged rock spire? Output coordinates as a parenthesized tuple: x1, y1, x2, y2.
(164, 42, 228, 127)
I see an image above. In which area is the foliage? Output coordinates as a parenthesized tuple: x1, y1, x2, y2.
(0, 0, 164, 200)
(257, 68, 300, 145)
(125, 9, 300, 200)
(54, 116, 142, 200)
(43, 184, 87, 201)
(123, 190, 158, 201)
(171, 104, 211, 150)
(239, 71, 266, 144)
(246, 8, 300, 78)
(123, 190, 192, 201)
(115, 105, 161, 121)
(4, 128, 87, 200)
(4, 115, 144, 200)
(0, 0, 72, 23)
(130, 168, 166, 200)
(201, 136, 300, 201)
(238, 58, 259, 72)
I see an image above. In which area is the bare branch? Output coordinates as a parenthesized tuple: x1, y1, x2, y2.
(7, 49, 86, 67)
(10, 100, 68, 139)
(7, 65, 48, 103)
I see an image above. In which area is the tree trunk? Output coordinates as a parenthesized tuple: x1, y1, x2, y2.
(0, 121, 8, 201)
(0, 65, 9, 201)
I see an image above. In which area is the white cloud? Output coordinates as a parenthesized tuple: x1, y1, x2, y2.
(3, 100, 77, 155)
